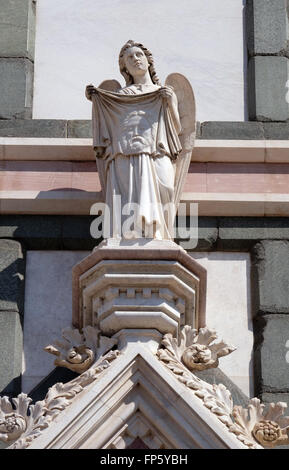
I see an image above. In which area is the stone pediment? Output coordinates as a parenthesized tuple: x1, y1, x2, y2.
(26, 335, 246, 449)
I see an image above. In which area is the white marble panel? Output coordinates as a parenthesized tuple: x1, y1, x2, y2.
(22, 251, 90, 393)
(33, 0, 246, 122)
(23, 250, 253, 397)
(191, 252, 253, 397)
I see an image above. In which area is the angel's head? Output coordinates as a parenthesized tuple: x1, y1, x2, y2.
(119, 40, 161, 86)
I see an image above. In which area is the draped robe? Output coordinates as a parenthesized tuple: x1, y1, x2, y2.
(91, 87, 182, 239)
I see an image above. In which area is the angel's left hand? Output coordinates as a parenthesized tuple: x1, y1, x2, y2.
(159, 86, 174, 102)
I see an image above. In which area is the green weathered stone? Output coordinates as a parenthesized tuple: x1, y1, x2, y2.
(0, 0, 36, 60)
(67, 120, 92, 138)
(254, 315, 289, 394)
(246, 0, 288, 56)
(200, 121, 264, 140)
(251, 241, 289, 315)
(0, 311, 22, 397)
(218, 218, 289, 251)
(0, 119, 67, 138)
(0, 58, 33, 119)
(248, 56, 289, 122)
(0, 240, 25, 316)
(263, 122, 289, 140)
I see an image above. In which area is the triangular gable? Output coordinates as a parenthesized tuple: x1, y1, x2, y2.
(27, 343, 246, 449)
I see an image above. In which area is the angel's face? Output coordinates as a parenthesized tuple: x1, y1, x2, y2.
(124, 46, 149, 79)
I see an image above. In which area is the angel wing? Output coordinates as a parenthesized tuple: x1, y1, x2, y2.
(93, 80, 122, 197)
(165, 73, 196, 208)
(98, 79, 122, 92)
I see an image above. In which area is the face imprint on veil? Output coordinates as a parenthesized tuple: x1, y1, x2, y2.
(120, 110, 155, 153)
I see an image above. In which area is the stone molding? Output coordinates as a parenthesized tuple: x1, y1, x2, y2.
(2, 190, 289, 217)
(2, 136, 289, 162)
(2, 120, 289, 140)
(105, 411, 169, 449)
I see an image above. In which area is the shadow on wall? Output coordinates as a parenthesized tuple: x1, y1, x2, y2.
(0, 256, 25, 316)
(0, 242, 25, 397)
(242, 0, 248, 121)
(0, 375, 21, 399)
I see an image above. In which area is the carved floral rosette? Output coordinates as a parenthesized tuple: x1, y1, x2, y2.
(0, 327, 120, 449)
(44, 325, 116, 373)
(157, 326, 289, 449)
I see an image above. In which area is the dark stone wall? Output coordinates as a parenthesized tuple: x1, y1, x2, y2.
(245, 0, 289, 121)
(2, 119, 289, 139)
(0, 0, 36, 119)
(0, 240, 25, 397)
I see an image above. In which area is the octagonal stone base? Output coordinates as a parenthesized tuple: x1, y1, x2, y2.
(72, 239, 207, 337)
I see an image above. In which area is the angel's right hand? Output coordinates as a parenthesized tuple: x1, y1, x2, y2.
(94, 146, 105, 158)
(85, 84, 97, 100)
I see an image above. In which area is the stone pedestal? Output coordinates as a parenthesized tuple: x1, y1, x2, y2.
(72, 239, 207, 338)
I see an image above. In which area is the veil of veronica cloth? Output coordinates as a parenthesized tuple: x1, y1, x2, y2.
(92, 88, 181, 166)
(91, 87, 182, 239)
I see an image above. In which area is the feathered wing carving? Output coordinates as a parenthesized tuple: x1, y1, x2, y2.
(165, 73, 196, 208)
(98, 79, 122, 93)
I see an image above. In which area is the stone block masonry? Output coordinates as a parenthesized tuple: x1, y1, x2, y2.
(0, 58, 34, 119)
(246, 0, 288, 55)
(246, 0, 289, 121)
(0, 0, 36, 119)
(251, 241, 289, 399)
(251, 241, 289, 316)
(248, 56, 289, 121)
(254, 315, 289, 394)
(0, 0, 36, 60)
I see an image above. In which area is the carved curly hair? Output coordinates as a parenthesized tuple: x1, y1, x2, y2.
(119, 40, 161, 86)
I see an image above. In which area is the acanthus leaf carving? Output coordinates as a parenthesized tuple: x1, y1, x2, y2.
(160, 325, 236, 372)
(157, 325, 289, 449)
(230, 399, 289, 449)
(0, 327, 121, 449)
(44, 325, 118, 373)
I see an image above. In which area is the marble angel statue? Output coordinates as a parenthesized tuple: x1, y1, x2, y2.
(86, 40, 195, 240)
